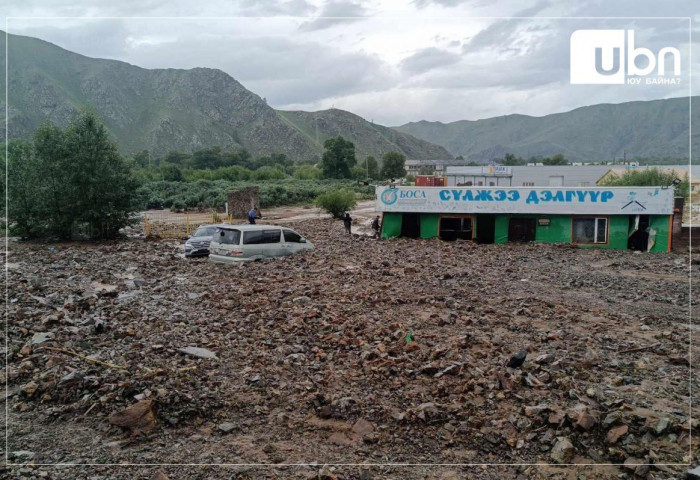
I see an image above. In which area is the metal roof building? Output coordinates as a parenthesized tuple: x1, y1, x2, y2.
(445, 164, 694, 188)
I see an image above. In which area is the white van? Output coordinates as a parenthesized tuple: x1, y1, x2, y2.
(208, 225, 313, 264)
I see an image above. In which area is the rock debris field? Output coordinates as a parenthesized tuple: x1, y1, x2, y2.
(3, 218, 699, 480)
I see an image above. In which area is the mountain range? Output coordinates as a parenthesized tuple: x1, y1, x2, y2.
(394, 96, 698, 163)
(1, 30, 697, 164)
(0, 31, 450, 161)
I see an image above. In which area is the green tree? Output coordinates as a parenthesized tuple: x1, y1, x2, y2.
(380, 151, 406, 179)
(160, 163, 183, 181)
(418, 166, 433, 175)
(33, 120, 72, 237)
(501, 153, 525, 166)
(320, 136, 356, 179)
(294, 164, 323, 180)
(600, 168, 689, 197)
(357, 156, 379, 179)
(315, 189, 357, 218)
(164, 150, 191, 167)
(542, 153, 569, 166)
(192, 146, 222, 170)
(221, 149, 252, 168)
(62, 110, 139, 239)
(133, 150, 151, 168)
(7, 140, 41, 237)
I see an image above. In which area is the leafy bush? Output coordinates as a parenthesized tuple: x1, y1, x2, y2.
(135, 179, 373, 210)
(252, 166, 285, 181)
(600, 168, 690, 197)
(293, 165, 323, 180)
(315, 189, 357, 219)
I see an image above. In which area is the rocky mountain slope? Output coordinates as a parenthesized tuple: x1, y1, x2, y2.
(394, 96, 699, 163)
(278, 108, 452, 161)
(0, 32, 450, 161)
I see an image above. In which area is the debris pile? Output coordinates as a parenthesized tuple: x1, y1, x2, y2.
(4, 219, 698, 478)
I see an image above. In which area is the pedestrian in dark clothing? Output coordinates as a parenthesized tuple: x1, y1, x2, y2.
(343, 213, 352, 235)
(248, 207, 260, 224)
(371, 215, 381, 238)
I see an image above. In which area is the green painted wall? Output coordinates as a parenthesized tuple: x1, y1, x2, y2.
(534, 215, 571, 243)
(649, 215, 670, 252)
(495, 215, 509, 244)
(420, 214, 440, 238)
(384, 211, 672, 251)
(382, 213, 402, 238)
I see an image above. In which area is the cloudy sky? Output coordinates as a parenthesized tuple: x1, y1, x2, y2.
(4, 0, 700, 126)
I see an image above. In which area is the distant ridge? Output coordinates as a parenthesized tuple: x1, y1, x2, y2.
(0, 31, 452, 161)
(394, 96, 699, 163)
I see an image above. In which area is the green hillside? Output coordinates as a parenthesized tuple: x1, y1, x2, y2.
(0, 31, 450, 161)
(278, 108, 453, 160)
(394, 97, 699, 163)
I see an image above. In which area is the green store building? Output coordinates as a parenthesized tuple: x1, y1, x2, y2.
(376, 186, 675, 252)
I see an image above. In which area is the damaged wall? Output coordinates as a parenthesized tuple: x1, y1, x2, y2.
(226, 187, 259, 221)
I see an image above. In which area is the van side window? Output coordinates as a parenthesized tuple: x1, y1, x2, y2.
(218, 229, 241, 245)
(283, 229, 302, 243)
(262, 229, 281, 244)
(243, 230, 264, 245)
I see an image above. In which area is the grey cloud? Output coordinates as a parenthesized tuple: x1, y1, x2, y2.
(298, 1, 367, 32)
(122, 33, 395, 105)
(4, 0, 316, 18)
(9, 20, 131, 60)
(232, 0, 316, 16)
(412, 0, 484, 8)
(464, 1, 549, 52)
(400, 47, 461, 74)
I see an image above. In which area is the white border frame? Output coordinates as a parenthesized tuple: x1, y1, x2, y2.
(3, 15, 694, 470)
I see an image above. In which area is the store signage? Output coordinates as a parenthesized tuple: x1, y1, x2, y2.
(376, 186, 673, 215)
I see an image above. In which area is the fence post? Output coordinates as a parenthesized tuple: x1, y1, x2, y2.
(186, 213, 190, 236)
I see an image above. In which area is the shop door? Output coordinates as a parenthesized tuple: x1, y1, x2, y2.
(476, 214, 495, 244)
(508, 218, 536, 242)
(401, 213, 420, 238)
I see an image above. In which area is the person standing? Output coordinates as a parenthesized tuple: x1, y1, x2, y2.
(343, 213, 353, 235)
(371, 215, 381, 238)
(248, 207, 260, 224)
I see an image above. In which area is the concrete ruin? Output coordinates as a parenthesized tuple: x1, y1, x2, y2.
(226, 187, 260, 221)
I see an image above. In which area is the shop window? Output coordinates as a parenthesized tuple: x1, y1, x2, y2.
(522, 182, 534, 186)
(440, 216, 473, 241)
(572, 217, 608, 244)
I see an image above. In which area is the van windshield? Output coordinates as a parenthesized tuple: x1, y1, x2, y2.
(216, 229, 241, 245)
(193, 226, 218, 237)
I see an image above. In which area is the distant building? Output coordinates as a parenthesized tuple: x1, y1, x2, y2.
(405, 159, 464, 175)
(446, 165, 612, 187)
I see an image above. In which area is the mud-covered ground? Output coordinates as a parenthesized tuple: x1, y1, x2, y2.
(3, 218, 699, 479)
